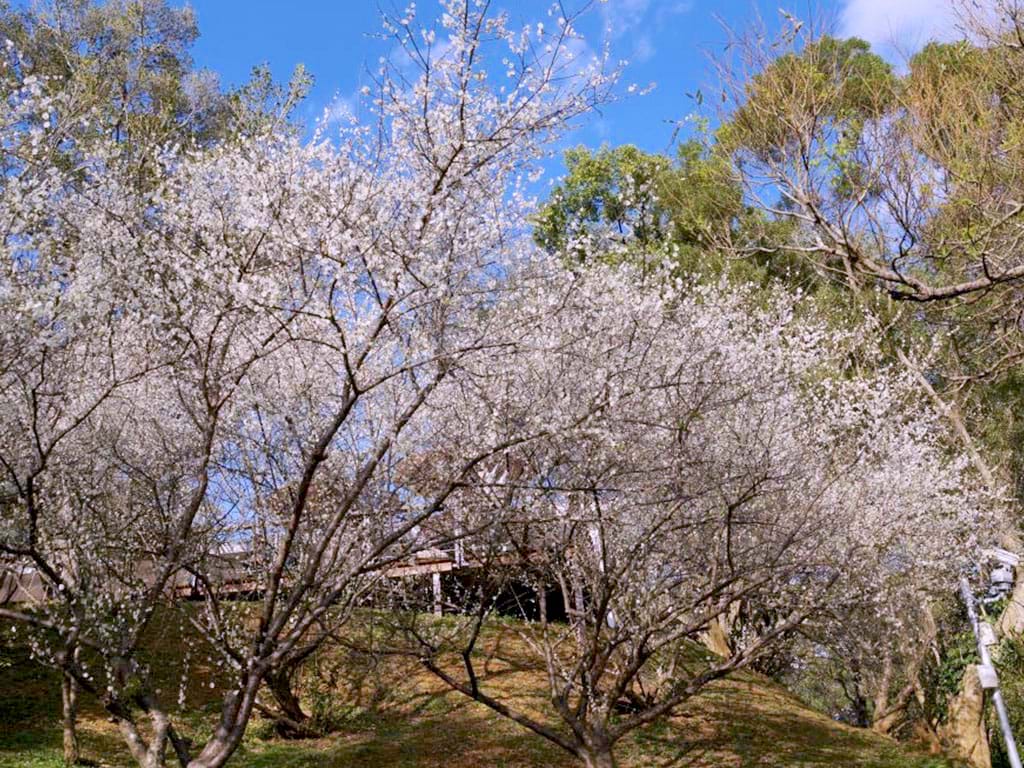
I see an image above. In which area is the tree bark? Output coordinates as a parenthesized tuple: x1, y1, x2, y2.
(61, 669, 80, 765)
(580, 747, 616, 768)
(939, 665, 992, 768)
(265, 670, 312, 738)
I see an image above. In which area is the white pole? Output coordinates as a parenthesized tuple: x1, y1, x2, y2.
(432, 571, 443, 616)
(961, 577, 1023, 768)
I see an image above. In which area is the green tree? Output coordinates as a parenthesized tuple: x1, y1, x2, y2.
(533, 143, 673, 266)
(714, 12, 1024, 761)
(716, 15, 1024, 504)
(0, 0, 312, 172)
(534, 139, 813, 288)
(0, 0, 220, 147)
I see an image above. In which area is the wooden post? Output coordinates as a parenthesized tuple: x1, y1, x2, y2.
(432, 572, 443, 616)
(574, 585, 586, 645)
(454, 526, 465, 567)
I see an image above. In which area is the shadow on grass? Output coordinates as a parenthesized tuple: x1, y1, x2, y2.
(625, 680, 952, 768)
(0, 630, 955, 768)
(242, 703, 577, 768)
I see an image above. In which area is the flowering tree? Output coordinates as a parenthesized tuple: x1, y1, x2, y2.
(713, 7, 1024, 510)
(402, 268, 990, 768)
(0, 2, 616, 766)
(712, 13, 1024, 754)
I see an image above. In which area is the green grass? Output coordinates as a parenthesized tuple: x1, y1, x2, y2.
(0, 626, 955, 768)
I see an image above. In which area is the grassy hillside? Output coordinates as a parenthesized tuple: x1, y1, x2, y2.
(0, 625, 955, 768)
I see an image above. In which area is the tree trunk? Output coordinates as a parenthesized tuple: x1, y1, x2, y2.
(186, 674, 263, 768)
(997, 578, 1024, 637)
(939, 665, 992, 768)
(700, 616, 732, 658)
(871, 654, 896, 735)
(873, 708, 902, 736)
(573, 586, 586, 645)
(61, 670, 80, 765)
(851, 694, 871, 729)
(265, 670, 312, 738)
(580, 747, 616, 768)
(579, 729, 617, 768)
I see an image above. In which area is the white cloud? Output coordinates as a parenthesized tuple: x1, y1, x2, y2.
(601, 0, 651, 39)
(655, 1, 695, 25)
(838, 0, 962, 52)
(600, 0, 694, 38)
(598, 0, 693, 63)
(632, 34, 655, 63)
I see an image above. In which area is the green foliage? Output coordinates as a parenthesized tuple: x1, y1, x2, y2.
(534, 140, 821, 291)
(655, 138, 743, 267)
(0, 0, 312, 173)
(228, 62, 314, 138)
(984, 596, 1011, 622)
(905, 41, 1012, 179)
(892, 38, 1024, 500)
(926, 630, 978, 725)
(718, 22, 1024, 504)
(0, 0, 213, 147)
(532, 143, 674, 264)
(720, 36, 896, 159)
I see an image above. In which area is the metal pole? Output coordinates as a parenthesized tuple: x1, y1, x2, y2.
(960, 577, 1023, 768)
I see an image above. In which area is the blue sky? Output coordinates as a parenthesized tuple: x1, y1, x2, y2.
(184, 0, 968, 166)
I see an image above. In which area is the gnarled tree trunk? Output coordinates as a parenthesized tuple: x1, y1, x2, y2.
(940, 665, 992, 768)
(265, 668, 313, 738)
